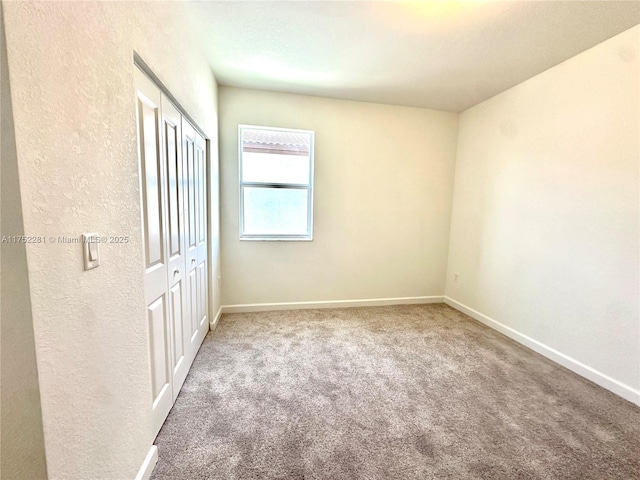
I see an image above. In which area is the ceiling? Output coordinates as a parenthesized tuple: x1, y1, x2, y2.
(188, 1, 640, 112)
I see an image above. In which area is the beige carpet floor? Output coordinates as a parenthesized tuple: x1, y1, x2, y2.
(151, 304, 640, 479)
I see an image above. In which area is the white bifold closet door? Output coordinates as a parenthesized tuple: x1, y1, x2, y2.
(182, 121, 209, 364)
(135, 67, 209, 441)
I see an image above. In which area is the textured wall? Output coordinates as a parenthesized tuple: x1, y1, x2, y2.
(219, 87, 458, 306)
(2, 1, 219, 478)
(446, 26, 639, 397)
(0, 5, 48, 477)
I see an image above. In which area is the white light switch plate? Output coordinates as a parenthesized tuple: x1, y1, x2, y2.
(82, 233, 100, 270)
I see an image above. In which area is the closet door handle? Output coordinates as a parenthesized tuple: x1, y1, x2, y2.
(173, 269, 180, 276)
(191, 258, 196, 264)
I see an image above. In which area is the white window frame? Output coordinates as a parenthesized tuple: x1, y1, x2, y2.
(239, 124, 315, 241)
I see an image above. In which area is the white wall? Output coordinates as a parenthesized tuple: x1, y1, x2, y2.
(219, 87, 458, 307)
(446, 26, 639, 403)
(2, 1, 220, 478)
(1, 5, 47, 477)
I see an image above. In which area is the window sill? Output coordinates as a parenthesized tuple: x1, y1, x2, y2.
(239, 236, 313, 242)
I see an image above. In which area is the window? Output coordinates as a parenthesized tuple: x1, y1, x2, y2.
(239, 125, 314, 241)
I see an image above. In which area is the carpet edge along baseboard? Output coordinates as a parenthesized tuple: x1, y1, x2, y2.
(220, 296, 444, 313)
(444, 296, 640, 406)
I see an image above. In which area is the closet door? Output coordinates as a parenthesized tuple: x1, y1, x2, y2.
(182, 117, 208, 360)
(135, 68, 173, 439)
(161, 97, 189, 400)
(136, 66, 210, 441)
(195, 133, 209, 337)
(182, 119, 198, 359)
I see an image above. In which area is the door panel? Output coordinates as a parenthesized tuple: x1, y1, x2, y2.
(165, 121, 181, 259)
(135, 67, 173, 440)
(184, 127, 197, 254)
(162, 97, 189, 399)
(188, 268, 198, 341)
(139, 100, 164, 270)
(148, 295, 170, 406)
(196, 138, 207, 247)
(169, 281, 184, 373)
(198, 259, 208, 328)
(183, 120, 204, 361)
(195, 133, 209, 344)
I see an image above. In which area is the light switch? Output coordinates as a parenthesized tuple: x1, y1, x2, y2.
(82, 233, 100, 270)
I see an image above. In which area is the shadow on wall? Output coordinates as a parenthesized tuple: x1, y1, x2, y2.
(0, 4, 48, 478)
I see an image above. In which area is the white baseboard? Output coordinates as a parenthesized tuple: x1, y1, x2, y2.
(134, 445, 158, 480)
(444, 296, 640, 406)
(209, 306, 223, 331)
(222, 296, 444, 314)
